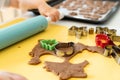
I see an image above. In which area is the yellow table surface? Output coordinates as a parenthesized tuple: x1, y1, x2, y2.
(0, 18, 120, 80)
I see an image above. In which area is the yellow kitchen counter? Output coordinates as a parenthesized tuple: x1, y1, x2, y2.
(0, 18, 120, 80)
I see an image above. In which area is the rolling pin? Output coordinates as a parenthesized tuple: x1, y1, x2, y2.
(0, 11, 64, 50)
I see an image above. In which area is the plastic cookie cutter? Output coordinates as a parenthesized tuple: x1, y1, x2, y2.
(40, 39, 58, 51)
(95, 34, 115, 48)
(111, 46, 120, 65)
(55, 42, 74, 57)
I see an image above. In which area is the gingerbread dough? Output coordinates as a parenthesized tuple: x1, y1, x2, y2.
(44, 60, 89, 80)
(28, 41, 104, 65)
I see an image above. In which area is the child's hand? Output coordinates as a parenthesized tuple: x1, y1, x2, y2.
(0, 71, 27, 80)
(38, 5, 60, 22)
(16, 0, 60, 22)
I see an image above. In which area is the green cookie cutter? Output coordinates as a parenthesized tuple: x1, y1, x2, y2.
(40, 39, 58, 50)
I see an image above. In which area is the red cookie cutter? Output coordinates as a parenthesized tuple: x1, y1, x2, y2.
(95, 34, 114, 48)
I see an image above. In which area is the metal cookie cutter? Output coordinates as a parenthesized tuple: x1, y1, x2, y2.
(81, 27, 87, 36)
(75, 29, 82, 39)
(103, 27, 109, 33)
(108, 29, 117, 36)
(107, 34, 113, 40)
(118, 45, 120, 48)
(68, 26, 78, 36)
(103, 45, 113, 57)
(89, 28, 94, 34)
(96, 27, 103, 34)
(75, 26, 87, 39)
(82, 29, 87, 36)
(112, 36, 120, 42)
(96, 27, 109, 34)
(96, 27, 100, 33)
(55, 42, 74, 57)
(111, 46, 120, 65)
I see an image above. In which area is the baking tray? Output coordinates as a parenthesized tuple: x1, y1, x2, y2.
(30, 0, 120, 24)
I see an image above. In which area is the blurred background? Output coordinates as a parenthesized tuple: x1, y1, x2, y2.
(0, 8, 22, 23)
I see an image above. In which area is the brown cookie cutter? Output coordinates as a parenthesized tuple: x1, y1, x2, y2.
(55, 42, 74, 57)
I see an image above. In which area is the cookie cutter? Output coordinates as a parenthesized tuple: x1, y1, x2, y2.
(75, 29, 82, 39)
(103, 45, 113, 56)
(75, 27, 88, 39)
(95, 27, 116, 35)
(89, 28, 94, 34)
(103, 27, 109, 33)
(118, 45, 120, 48)
(82, 30, 87, 36)
(79, 27, 87, 36)
(95, 34, 111, 48)
(108, 29, 117, 36)
(82, 26, 87, 31)
(96, 27, 103, 34)
(68, 26, 78, 36)
(40, 39, 58, 51)
(55, 42, 74, 57)
(103, 45, 120, 64)
(96, 33, 115, 48)
(107, 34, 113, 40)
(112, 36, 120, 42)
(111, 46, 120, 65)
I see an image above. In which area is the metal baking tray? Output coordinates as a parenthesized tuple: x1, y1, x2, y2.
(30, 0, 120, 23)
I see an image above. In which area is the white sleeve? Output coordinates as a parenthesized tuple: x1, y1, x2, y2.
(0, 0, 10, 7)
